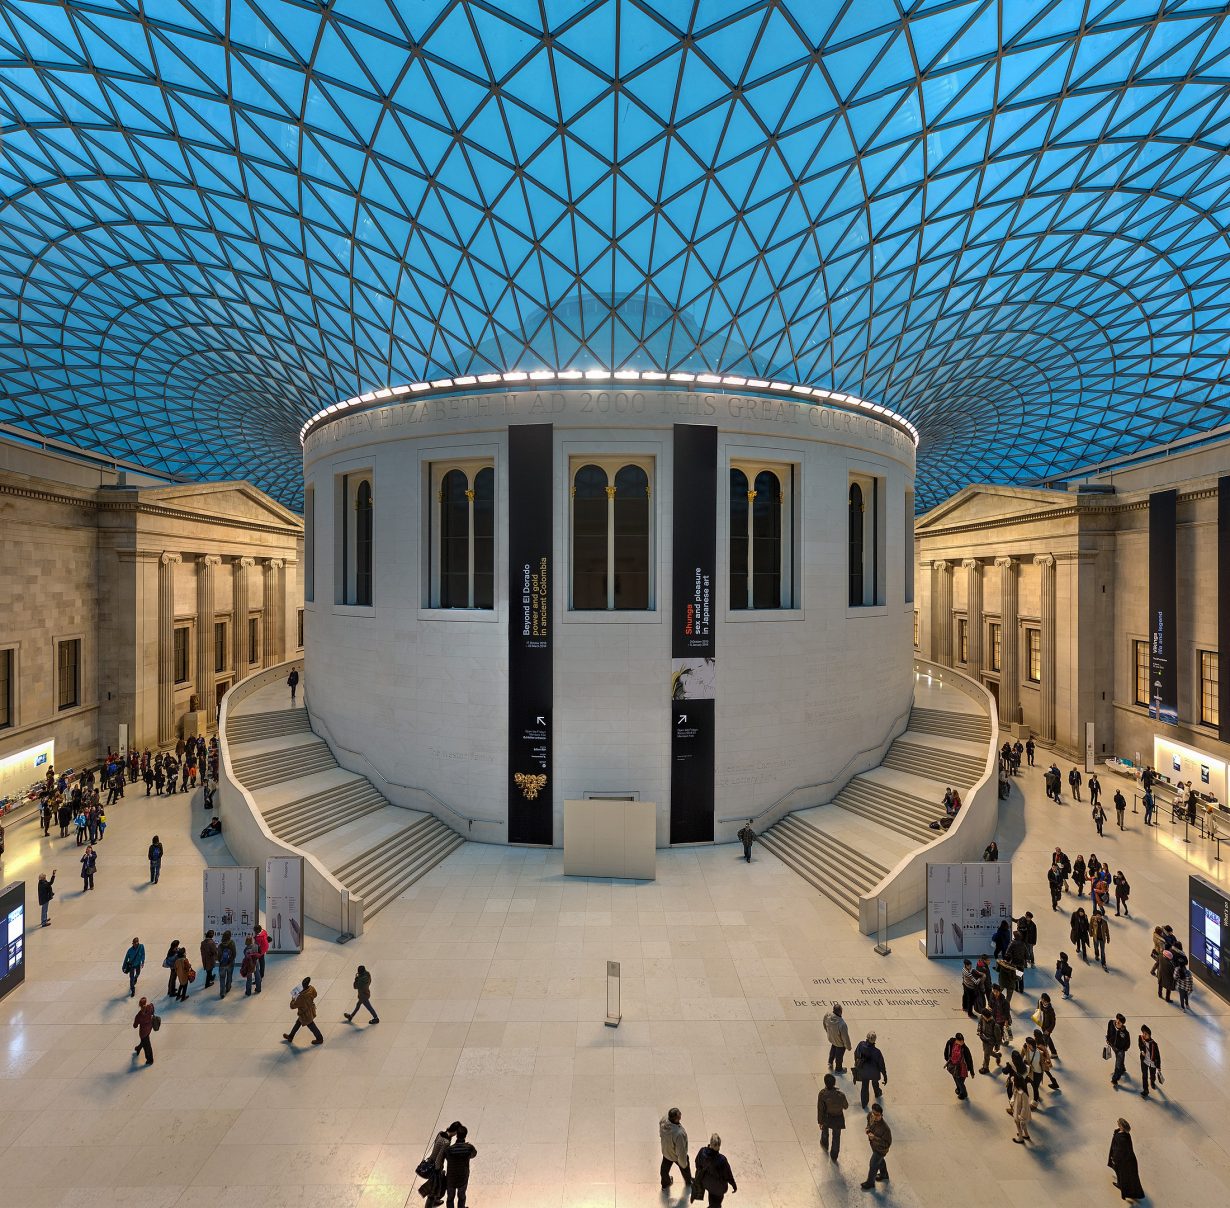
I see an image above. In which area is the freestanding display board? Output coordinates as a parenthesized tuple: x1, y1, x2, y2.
(203, 867, 259, 937)
(264, 857, 304, 953)
(1190, 874, 1230, 1002)
(925, 863, 1012, 958)
(0, 881, 25, 1002)
(1149, 489, 1178, 725)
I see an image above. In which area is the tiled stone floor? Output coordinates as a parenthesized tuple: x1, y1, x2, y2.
(0, 742, 1225, 1207)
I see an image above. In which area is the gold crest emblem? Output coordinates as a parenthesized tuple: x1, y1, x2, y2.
(514, 772, 548, 800)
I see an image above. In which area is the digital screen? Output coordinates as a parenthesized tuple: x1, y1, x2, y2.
(0, 881, 25, 1001)
(1190, 875, 1230, 1001)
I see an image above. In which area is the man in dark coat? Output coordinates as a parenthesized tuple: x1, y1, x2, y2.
(1108, 1118, 1145, 1200)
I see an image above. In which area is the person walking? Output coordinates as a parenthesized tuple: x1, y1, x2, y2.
(823, 1003, 852, 1073)
(1032, 1027, 1060, 1090)
(123, 936, 146, 997)
(132, 997, 157, 1066)
(1047, 861, 1064, 911)
(172, 946, 192, 1001)
(1070, 907, 1091, 961)
(1108, 1119, 1146, 1201)
(976, 1008, 1000, 1074)
(1108, 1014, 1131, 1088)
(1036, 992, 1058, 1058)
(1025, 737, 1035, 766)
(982, 840, 999, 862)
(283, 976, 324, 1045)
(852, 1031, 887, 1108)
(343, 964, 380, 1024)
(1092, 911, 1111, 970)
(1174, 953, 1193, 1011)
(153, 761, 165, 796)
(1072, 855, 1087, 897)
(217, 930, 236, 998)
(200, 930, 219, 990)
(1089, 772, 1102, 807)
(1069, 766, 1083, 801)
(1138, 1025, 1161, 1098)
(241, 935, 262, 996)
(859, 1103, 892, 1190)
(147, 836, 163, 885)
(37, 870, 56, 926)
(1008, 1066, 1033, 1143)
(1092, 800, 1106, 836)
(1113, 788, 1127, 829)
(79, 844, 97, 892)
(960, 959, 982, 1018)
(659, 1107, 692, 1189)
(287, 666, 300, 704)
(736, 820, 755, 863)
(1113, 871, 1131, 918)
(1020, 1035, 1045, 1105)
(943, 1032, 975, 1100)
(162, 939, 181, 996)
(693, 1133, 737, 1205)
(1054, 951, 1074, 999)
(254, 923, 270, 978)
(444, 1122, 477, 1208)
(1157, 946, 1177, 1003)
(817, 1072, 848, 1161)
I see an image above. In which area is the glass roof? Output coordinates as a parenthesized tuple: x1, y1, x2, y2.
(2, 1, 1229, 507)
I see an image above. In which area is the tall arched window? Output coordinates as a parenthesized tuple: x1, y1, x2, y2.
(729, 461, 791, 609)
(337, 470, 375, 606)
(751, 469, 782, 608)
(431, 461, 495, 609)
(729, 468, 749, 609)
(571, 458, 653, 610)
(355, 479, 373, 606)
(848, 482, 864, 606)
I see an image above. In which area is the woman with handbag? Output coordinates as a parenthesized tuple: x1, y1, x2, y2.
(416, 1126, 452, 1207)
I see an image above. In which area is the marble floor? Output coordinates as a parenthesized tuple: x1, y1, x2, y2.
(0, 744, 1225, 1207)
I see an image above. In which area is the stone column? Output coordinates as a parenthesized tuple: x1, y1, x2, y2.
(232, 557, 254, 682)
(996, 556, 1019, 728)
(263, 558, 284, 667)
(196, 555, 222, 724)
(963, 558, 982, 674)
(933, 560, 952, 666)
(1038, 553, 1057, 742)
(158, 552, 182, 746)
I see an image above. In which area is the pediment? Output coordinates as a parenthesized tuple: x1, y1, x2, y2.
(915, 484, 1072, 532)
(137, 480, 302, 529)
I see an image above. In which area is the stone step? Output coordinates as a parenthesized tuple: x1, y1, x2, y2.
(227, 708, 311, 742)
(265, 779, 388, 846)
(756, 828, 860, 919)
(775, 814, 889, 888)
(833, 784, 939, 845)
(335, 817, 464, 920)
(231, 741, 336, 789)
(909, 706, 991, 739)
(837, 778, 941, 828)
(882, 739, 986, 785)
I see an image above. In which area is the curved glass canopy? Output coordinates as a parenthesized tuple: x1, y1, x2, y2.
(1, 1, 1229, 507)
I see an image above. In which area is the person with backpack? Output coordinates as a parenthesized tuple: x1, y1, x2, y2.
(852, 1032, 887, 1109)
(693, 1133, 737, 1204)
(132, 997, 157, 1066)
(37, 870, 56, 926)
(217, 930, 236, 998)
(1174, 953, 1194, 1011)
(241, 935, 262, 996)
(147, 835, 164, 884)
(123, 936, 146, 997)
(343, 965, 380, 1025)
(284, 976, 323, 1045)
(943, 1032, 975, 1100)
(817, 1072, 849, 1160)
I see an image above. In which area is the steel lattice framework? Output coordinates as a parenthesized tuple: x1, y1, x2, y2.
(2, 1, 1230, 507)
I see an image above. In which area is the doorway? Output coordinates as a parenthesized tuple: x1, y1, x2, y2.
(215, 680, 231, 712)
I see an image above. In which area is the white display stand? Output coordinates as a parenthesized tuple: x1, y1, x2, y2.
(924, 862, 1012, 958)
(563, 799, 656, 880)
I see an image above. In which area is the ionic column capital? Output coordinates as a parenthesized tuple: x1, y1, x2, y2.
(235, 556, 255, 569)
(160, 552, 182, 567)
(933, 559, 951, 573)
(994, 556, 1015, 569)
(199, 554, 223, 568)
(1035, 553, 1056, 568)
(961, 558, 979, 571)
(266, 557, 284, 570)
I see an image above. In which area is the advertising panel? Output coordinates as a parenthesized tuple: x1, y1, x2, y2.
(0, 881, 26, 1002)
(202, 867, 259, 937)
(670, 424, 717, 843)
(264, 857, 304, 953)
(507, 423, 554, 845)
(1190, 874, 1230, 1003)
(925, 863, 1013, 958)
(1148, 489, 1178, 724)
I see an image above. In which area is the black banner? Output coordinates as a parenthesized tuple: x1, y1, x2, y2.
(1219, 477, 1229, 744)
(670, 424, 717, 843)
(1149, 489, 1178, 726)
(507, 424, 553, 844)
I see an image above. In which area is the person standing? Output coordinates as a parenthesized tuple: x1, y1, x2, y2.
(1138, 1026, 1161, 1098)
(1070, 907, 1090, 961)
(982, 840, 999, 862)
(1108, 1118, 1146, 1201)
(1108, 1014, 1131, 1088)
(859, 1103, 892, 1190)
(153, 761, 165, 796)
(1072, 855, 1087, 897)
(943, 1033, 974, 1100)
(217, 930, 236, 998)
(123, 936, 146, 997)
(823, 1003, 852, 1073)
(1036, 992, 1058, 1058)
(1047, 861, 1063, 911)
(1174, 953, 1193, 1011)
(147, 835, 163, 884)
(852, 1031, 887, 1109)
(1016, 912, 1038, 968)
(1093, 800, 1106, 836)
(343, 964, 380, 1024)
(658, 1107, 691, 1189)
(254, 923, 270, 978)
(1143, 787, 1155, 827)
(241, 935, 262, 996)
(960, 959, 982, 1018)
(1054, 952, 1074, 999)
(444, 1122, 477, 1208)
(1091, 911, 1111, 970)
(132, 997, 157, 1066)
(79, 844, 97, 892)
(283, 976, 324, 1045)
(143, 762, 154, 795)
(817, 1072, 848, 1161)
(1069, 766, 1083, 801)
(172, 946, 192, 1001)
(37, 870, 56, 926)
(736, 820, 755, 863)
(287, 666, 300, 704)
(422, 1126, 452, 1208)
(1025, 737, 1035, 766)
(1113, 871, 1131, 918)
(976, 1008, 1000, 1074)
(1089, 772, 1102, 807)
(1113, 788, 1127, 828)
(693, 1133, 737, 1205)
(200, 930, 219, 990)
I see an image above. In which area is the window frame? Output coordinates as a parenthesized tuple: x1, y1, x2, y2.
(248, 615, 261, 666)
(1026, 628, 1041, 683)
(1133, 639, 1150, 707)
(56, 637, 81, 711)
(988, 621, 1002, 672)
(913, 611, 920, 651)
(297, 608, 305, 650)
(304, 483, 315, 603)
(568, 454, 655, 612)
(172, 623, 192, 685)
(728, 459, 795, 611)
(336, 469, 375, 607)
(0, 646, 13, 729)
(428, 459, 496, 610)
(956, 616, 969, 665)
(847, 470, 885, 608)
(1200, 649, 1219, 728)
(214, 619, 229, 674)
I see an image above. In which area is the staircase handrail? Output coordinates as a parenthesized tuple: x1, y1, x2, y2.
(717, 698, 914, 830)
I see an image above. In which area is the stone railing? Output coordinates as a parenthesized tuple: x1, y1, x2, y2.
(216, 658, 364, 937)
(856, 658, 1000, 934)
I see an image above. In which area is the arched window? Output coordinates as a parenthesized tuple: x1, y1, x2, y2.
(729, 461, 791, 609)
(848, 482, 864, 606)
(431, 461, 496, 609)
(355, 479, 373, 606)
(571, 458, 653, 610)
(337, 470, 375, 606)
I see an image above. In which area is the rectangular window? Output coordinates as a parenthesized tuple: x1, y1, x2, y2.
(173, 626, 191, 684)
(1134, 639, 1150, 706)
(0, 648, 12, 729)
(957, 618, 969, 664)
(570, 457, 654, 610)
(904, 490, 915, 603)
(297, 608, 304, 650)
(1027, 629, 1041, 683)
(430, 462, 496, 609)
(57, 638, 80, 710)
(304, 484, 315, 603)
(729, 461, 794, 610)
(913, 611, 920, 650)
(214, 621, 228, 674)
(248, 616, 260, 666)
(1201, 650, 1219, 727)
(989, 622, 1002, 672)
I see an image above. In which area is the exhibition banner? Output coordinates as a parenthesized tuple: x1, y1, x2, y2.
(0, 881, 26, 1002)
(507, 423, 554, 845)
(925, 863, 1013, 959)
(1148, 489, 1178, 725)
(670, 424, 717, 843)
(202, 867, 259, 938)
(264, 857, 304, 953)
(1219, 476, 1229, 745)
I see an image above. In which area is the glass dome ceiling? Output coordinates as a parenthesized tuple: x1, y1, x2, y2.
(2, 0, 1229, 507)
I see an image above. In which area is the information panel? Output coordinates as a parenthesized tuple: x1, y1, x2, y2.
(507, 423, 554, 845)
(925, 863, 1013, 959)
(202, 867, 259, 937)
(265, 857, 304, 953)
(0, 881, 26, 1002)
(1149, 488, 1178, 725)
(1190, 874, 1230, 1003)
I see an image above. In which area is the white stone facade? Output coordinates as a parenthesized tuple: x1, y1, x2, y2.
(303, 386, 916, 845)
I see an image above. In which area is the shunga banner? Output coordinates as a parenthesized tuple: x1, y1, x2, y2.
(670, 424, 717, 844)
(1149, 489, 1178, 725)
(265, 857, 304, 953)
(508, 424, 554, 845)
(1220, 477, 1229, 745)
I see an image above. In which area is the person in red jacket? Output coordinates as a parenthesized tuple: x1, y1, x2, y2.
(254, 924, 270, 978)
(132, 997, 156, 1066)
